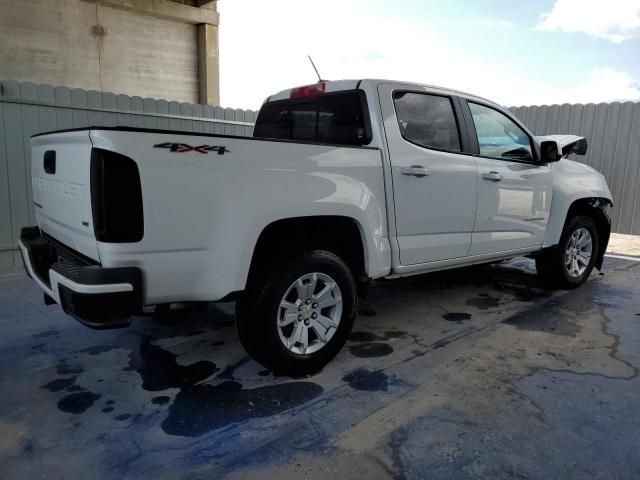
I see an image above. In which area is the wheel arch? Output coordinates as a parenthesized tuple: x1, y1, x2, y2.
(244, 215, 373, 296)
(544, 196, 613, 270)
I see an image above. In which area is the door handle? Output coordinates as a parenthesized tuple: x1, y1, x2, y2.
(482, 171, 502, 181)
(401, 165, 430, 178)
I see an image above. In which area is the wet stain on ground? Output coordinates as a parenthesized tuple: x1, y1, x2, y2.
(161, 381, 324, 437)
(152, 396, 171, 405)
(503, 309, 581, 336)
(115, 414, 131, 421)
(358, 308, 377, 317)
(79, 345, 114, 356)
(66, 385, 84, 392)
(342, 368, 389, 392)
(41, 376, 76, 392)
(349, 342, 394, 358)
(102, 406, 114, 413)
(56, 362, 83, 376)
(57, 391, 101, 414)
(126, 335, 218, 391)
(383, 330, 407, 339)
(33, 329, 58, 338)
(217, 357, 251, 381)
(466, 293, 501, 309)
(443, 312, 472, 322)
(349, 331, 382, 342)
(501, 285, 552, 302)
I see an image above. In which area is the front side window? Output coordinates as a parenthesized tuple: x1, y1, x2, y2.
(469, 102, 533, 161)
(393, 92, 461, 152)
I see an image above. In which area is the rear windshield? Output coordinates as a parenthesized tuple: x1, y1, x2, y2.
(253, 91, 371, 146)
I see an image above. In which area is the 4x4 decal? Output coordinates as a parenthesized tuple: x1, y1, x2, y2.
(154, 142, 230, 155)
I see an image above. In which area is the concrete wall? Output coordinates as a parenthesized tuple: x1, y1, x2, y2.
(0, 0, 204, 104)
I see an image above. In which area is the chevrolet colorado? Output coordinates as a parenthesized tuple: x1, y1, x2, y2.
(19, 79, 613, 374)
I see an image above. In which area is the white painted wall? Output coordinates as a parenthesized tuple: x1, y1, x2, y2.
(0, 0, 199, 103)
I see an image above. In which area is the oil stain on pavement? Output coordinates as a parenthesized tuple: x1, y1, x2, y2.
(161, 380, 324, 437)
(125, 335, 218, 391)
(342, 368, 390, 392)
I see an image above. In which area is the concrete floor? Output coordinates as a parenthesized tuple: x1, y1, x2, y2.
(0, 253, 639, 480)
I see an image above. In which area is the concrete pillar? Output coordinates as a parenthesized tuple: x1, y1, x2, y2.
(198, 23, 220, 106)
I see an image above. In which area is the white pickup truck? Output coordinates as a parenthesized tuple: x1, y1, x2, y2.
(20, 79, 612, 374)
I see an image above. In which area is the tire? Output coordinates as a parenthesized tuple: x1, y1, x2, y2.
(536, 215, 599, 289)
(235, 250, 357, 376)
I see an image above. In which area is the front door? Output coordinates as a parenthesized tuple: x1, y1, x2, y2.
(379, 84, 478, 265)
(464, 101, 552, 255)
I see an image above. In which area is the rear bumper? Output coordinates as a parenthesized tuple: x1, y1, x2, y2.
(19, 227, 142, 329)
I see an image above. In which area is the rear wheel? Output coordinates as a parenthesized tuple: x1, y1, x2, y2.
(536, 215, 599, 289)
(236, 250, 357, 375)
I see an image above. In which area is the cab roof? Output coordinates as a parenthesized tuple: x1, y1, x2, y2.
(265, 79, 502, 110)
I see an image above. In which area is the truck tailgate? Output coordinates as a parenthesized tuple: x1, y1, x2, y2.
(31, 131, 99, 261)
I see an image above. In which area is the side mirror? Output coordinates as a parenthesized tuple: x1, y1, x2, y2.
(540, 140, 561, 163)
(574, 138, 588, 156)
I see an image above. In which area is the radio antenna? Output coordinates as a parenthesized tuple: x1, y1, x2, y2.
(308, 55, 323, 82)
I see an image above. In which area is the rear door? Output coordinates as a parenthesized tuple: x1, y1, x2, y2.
(378, 84, 478, 265)
(461, 100, 552, 255)
(31, 130, 100, 260)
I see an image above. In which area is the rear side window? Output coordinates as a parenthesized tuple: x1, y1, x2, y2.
(254, 91, 370, 146)
(393, 92, 461, 152)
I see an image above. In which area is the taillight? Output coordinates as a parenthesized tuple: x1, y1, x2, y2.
(90, 148, 143, 243)
(290, 81, 326, 99)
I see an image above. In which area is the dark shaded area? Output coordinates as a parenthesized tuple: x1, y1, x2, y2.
(217, 357, 251, 381)
(161, 381, 324, 437)
(102, 406, 114, 413)
(115, 414, 131, 421)
(41, 376, 76, 392)
(504, 307, 581, 336)
(358, 308, 377, 317)
(57, 392, 101, 414)
(384, 330, 407, 339)
(126, 335, 218, 391)
(79, 345, 114, 355)
(33, 329, 58, 338)
(500, 284, 552, 302)
(152, 396, 171, 405)
(466, 293, 501, 309)
(349, 342, 394, 358)
(349, 331, 382, 342)
(342, 368, 389, 392)
(443, 312, 472, 322)
(56, 362, 83, 375)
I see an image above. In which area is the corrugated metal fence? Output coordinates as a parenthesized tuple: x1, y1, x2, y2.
(1, 79, 639, 272)
(510, 102, 640, 236)
(0, 79, 257, 271)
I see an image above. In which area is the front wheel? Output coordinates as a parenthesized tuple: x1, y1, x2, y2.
(536, 215, 599, 289)
(236, 250, 357, 376)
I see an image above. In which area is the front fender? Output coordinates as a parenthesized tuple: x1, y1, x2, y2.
(543, 159, 613, 248)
